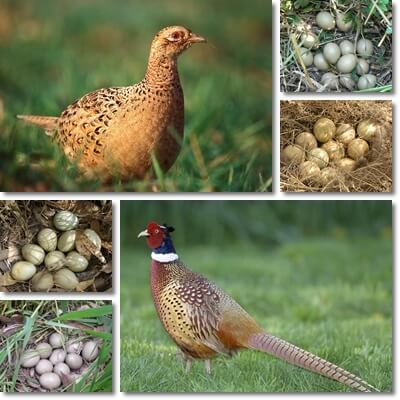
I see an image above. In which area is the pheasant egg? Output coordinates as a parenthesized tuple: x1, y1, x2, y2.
(54, 362, 71, 377)
(357, 74, 376, 90)
(323, 43, 341, 64)
(347, 139, 369, 160)
(307, 148, 329, 168)
(295, 132, 318, 151)
(339, 74, 356, 91)
(49, 332, 65, 348)
(50, 349, 66, 365)
(316, 11, 335, 30)
(66, 353, 83, 370)
(357, 120, 378, 141)
(35, 359, 53, 375)
(321, 140, 345, 161)
(339, 40, 354, 55)
(320, 167, 339, 186)
(299, 161, 321, 182)
(336, 12, 353, 32)
(313, 53, 329, 71)
(299, 47, 313, 66)
(313, 118, 336, 142)
(82, 341, 99, 362)
(36, 342, 53, 358)
(336, 54, 357, 73)
(39, 372, 61, 390)
(336, 124, 355, 145)
(321, 72, 338, 89)
(301, 32, 319, 49)
(357, 39, 373, 58)
(356, 59, 369, 75)
(11, 261, 36, 281)
(281, 145, 304, 164)
(336, 158, 357, 172)
(21, 350, 40, 368)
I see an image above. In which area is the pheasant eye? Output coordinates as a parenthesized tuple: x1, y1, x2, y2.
(154, 229, 160, 234)
(168, 31, 183, 42)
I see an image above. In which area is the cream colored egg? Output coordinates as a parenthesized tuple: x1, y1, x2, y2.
(320, 167, 339, 187)
(336, 124, 356, 145)
(336, 54, 357, 73)
(57, 230, 76, 252)
(347, 139, 369, 160)
(53, 211, 79, 231)
(49, 349, 66, 365)
(316, 11, 335, 30)
(357, 120, 378, 141)
(82, 341, 99, 362)
(336, 12, 353, 32)
(336, 157, 357, 172)
(301, 32, 319, 49)
(323, 43, 341, 64)
(35, 359, 53, 375)
(313, 53, 330, 71)
(299, 161, 321, 182)
(45, 251, 66, 271)
(49, 332, 65, 349)
(357, 74, 376, 90)
(357, 38, 373, 58)
(37, 228, 58, 252)
(281, 145, 305, 164)
(339, 40, 354, 55)
(31, 271, 54, 292)
(11, 261, 36, 281)
(356, 59, 369, 75)
(307, 148, 329, 168)
(65, 251, 89, 273)
(299, 47, 313, 66)
(54, 268, 79, 290)
(313, 118, 336, 143)
(21, 244, 45, 266)
(321, 140, 345, 161)
(295, 132, 318, 151)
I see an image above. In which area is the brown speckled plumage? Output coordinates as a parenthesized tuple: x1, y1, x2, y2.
(17, 26, 206, 181)
(139, 222, 379, 392)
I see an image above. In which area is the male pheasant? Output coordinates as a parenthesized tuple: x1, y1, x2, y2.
(17, 26, 206, 182)
(138, 222, 379, 392)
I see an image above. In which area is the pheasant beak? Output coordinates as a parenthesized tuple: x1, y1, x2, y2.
(138, 229, 150, 238)
(188, 33, 207, 44)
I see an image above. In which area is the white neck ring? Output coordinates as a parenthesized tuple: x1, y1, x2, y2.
(151, 252, 179, 262)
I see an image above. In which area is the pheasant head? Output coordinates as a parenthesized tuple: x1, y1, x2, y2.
(151, 26, 206, 59)
(138, 221, 178, 262)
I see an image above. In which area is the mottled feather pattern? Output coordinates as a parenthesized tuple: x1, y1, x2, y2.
(17, 26, 202, 181)
(249, 332, 378, 392)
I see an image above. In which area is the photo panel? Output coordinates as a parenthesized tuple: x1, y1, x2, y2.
(280, 100, 392, 192)
(120, 200, 392, 392)
(0, 200, 112, 293)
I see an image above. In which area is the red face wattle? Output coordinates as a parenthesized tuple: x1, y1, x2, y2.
(145, 222, 165, 249)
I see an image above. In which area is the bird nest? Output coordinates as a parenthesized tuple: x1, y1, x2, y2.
(280, 0, 392, 92)
(280, 100, 392, 192)
(0, 200, 112, 292)
(0, 300, 112, 393)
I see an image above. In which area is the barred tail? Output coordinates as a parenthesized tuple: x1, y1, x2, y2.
(17, 114, 58, 136)
(248, 332, 379, 392)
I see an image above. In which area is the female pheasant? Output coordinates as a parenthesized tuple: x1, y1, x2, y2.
(138, 222, 379, 392)
(17, 26, 206, 182)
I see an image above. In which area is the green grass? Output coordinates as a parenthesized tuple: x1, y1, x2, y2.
(120, 238, 392, 392)
(0, 300, 113, 392)
(0, 0, 272, 191)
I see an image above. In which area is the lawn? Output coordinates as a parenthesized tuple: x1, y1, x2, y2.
(0, 0, 272, 192)
(120, 237, 392, 392)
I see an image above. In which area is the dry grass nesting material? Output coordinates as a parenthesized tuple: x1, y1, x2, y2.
(280, 100, 392, 192)
(0, 200, 112, 292)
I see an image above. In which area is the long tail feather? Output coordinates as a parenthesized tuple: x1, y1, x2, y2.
(248, 332, 379, 392)
(17, 114, 58, 136)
